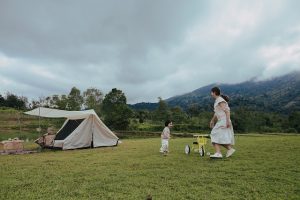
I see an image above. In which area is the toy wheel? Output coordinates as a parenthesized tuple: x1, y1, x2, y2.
(185, 145, 190, 154)
(199, 146, 205, 157)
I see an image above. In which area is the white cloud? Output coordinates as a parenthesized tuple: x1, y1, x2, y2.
(0, 0, 299, 103)
(29, 66, 56, 79)
(186, 1, 268, 45)
(259, 42, 300, 77)
(0, 53, 15, 68)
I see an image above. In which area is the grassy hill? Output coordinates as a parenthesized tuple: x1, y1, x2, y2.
(0, 108, 64, 141)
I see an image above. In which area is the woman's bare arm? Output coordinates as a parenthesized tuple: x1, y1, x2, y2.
(210, 114, 217, 128)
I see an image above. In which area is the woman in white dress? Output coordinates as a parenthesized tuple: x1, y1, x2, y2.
(209, 87, 235, 158)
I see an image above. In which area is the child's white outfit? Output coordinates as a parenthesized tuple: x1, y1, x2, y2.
(211, 96, 235, 145)
(160, 127, 170, 153)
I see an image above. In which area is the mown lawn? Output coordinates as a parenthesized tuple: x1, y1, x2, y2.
(0, 135, 299, 200)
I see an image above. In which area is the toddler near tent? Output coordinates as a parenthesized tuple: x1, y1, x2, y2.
(24, 107, 119, 150)
(159, 120, 173, 155)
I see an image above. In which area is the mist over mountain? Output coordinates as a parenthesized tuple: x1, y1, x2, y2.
(130, 71, 300, 113)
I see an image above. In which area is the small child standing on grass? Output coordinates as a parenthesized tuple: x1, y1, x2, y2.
(160, 120, 173, 156)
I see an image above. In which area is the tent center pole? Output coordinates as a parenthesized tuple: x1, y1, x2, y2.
(91, 115, 94, 148)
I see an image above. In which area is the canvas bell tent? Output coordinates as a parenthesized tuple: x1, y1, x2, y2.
(24, 107, 119, 150)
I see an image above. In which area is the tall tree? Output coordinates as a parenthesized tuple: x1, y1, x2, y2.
(83, 88, 103, 114)
(51, 94, 68, 109)
(136, 110, 149, 123)
(102, 88, 132, 130)
(154, 97, 171, 122)
(0, 94, 5, 107)
(4, 93, 27, 110)
(67, 87, 83, 110)
(170, 106, 187, 123)
(288, 111, 300, 132)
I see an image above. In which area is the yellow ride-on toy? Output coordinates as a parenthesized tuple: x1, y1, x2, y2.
(185, 134, 210, 156)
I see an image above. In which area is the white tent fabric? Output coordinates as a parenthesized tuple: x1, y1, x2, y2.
(24, 107, 119, 150)
(24, 107, 95, 119)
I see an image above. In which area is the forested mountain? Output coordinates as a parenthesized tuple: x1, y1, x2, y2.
(129, 102, 158, 111)
(131, 71, 300, 113)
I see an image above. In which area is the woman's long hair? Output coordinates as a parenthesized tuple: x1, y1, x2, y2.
(211, 87, 230, 102)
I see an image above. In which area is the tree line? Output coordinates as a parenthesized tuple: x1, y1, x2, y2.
(0, 88, 299, 133)
(0, 93, 27, 110)
(131, 99, 300, 134)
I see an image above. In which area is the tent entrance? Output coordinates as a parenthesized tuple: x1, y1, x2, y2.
(55, 119, 85, 140)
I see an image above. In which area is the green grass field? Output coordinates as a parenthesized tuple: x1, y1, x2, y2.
(0, 135, 299, 200)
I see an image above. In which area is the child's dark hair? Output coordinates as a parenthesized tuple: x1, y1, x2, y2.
(146, 194, 152, 200)
(211, 87, 230, 102)
(165, 120, 172, 127)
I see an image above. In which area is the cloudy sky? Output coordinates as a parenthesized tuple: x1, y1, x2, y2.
(0, 0, 300, 103)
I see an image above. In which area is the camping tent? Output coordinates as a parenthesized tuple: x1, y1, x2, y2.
(24, 107, 119, 150)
